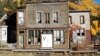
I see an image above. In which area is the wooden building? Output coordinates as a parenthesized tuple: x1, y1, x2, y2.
(16, 0, 69, 50)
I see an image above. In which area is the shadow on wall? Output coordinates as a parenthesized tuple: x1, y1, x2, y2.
(5, 12, 17, 43)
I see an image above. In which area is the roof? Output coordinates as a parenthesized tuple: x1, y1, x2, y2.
(69, 10, 90, 13)
(26, 0, 68, 4)
(0, 13, 7, 22)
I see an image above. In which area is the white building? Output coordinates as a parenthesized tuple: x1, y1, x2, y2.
(69, 10, 91, 45)
(0, 14, 8, 47)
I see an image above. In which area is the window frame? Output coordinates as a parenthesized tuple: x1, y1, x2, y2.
(28, 30, 34, 45)
(36, 11, 43, 23)
(52, 10, 59, 23)
(45, 12, 50, 24)
(28, 30, 41, 45)
(77, 29, 85, 36)
(80, 15, 85, 24)
(53, 30, 64, 45)
(17, 10, 25, 25)
(69, 16, 72, 24)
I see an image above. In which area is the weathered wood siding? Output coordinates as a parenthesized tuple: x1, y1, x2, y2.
(25, 2, 68, 28)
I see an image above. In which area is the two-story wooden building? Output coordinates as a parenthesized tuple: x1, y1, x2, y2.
(17, 0, 69, 50)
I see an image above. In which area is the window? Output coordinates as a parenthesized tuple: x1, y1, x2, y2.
(54, 30, 64, 45)
(18, 11, 24, 25)
(36, 12, 42, 23)
(28, 30, 41, 45)
(76, 29, 85, 44)
(28, 30, 34, 45)
(80, 15, 85, 24)
(34, 30, 41, 45)
(77, 29, 85, 36)
(45, 13, 50, 23)
(52, 11, 58, 23)
(69, 16, 72, 24)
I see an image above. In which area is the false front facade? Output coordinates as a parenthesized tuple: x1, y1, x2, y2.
(17, 0, 69, 50)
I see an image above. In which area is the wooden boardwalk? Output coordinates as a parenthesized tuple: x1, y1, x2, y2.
(70, 50, 97, 53)
(12, 49, 70, 52)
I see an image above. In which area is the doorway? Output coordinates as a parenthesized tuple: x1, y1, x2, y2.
(41, 30, 53, 49)
(19, 31, 24, 48)
(41, 34, 53, 48)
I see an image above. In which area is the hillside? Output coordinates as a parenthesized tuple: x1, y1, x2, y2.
(69, 0, 100, 16)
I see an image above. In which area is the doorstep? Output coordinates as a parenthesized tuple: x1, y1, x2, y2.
(39, 47, 53, 50)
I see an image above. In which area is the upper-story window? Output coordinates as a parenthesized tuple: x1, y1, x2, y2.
(45, 12, 50, 24)
(18, 11, 24, 25)
(80, 15, 85, 24)
(52, 11, 59, 23)
(36, 11, 42, 23)
(69, 16, 72, 24)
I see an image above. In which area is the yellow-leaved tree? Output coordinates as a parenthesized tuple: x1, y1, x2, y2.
(68, 0, 99, 16)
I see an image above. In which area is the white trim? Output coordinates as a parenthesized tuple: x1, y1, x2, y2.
(0, 26, 8, 28)
(0, 13, 7, 22)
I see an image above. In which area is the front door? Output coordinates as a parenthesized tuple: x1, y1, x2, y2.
(19, 34, 24, 48)
(19, 31, 24, 48)
(41, 34, 53, 48)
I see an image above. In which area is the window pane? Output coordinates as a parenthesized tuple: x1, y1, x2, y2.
(34, 30, 41, 45)
(69, 16, 72, 24)
(45, 13, 50, 23)
(82, 33, 85, 36)
(48, 13, 50, 23)
(18, 18, 24, 24)
(81, 29, 83, 32)
(56, 31, 59, 38)
(77, 33, 80, 36)
(36, 12, 42, 23)
(76, 30, 79, 33)
(81, 29, 85, 36)
(53, 11, 58, 23)
(18, 11, 24, 17)
(28, 30, 34, 45)
(54, 31, 56, 35)
(18, 11, 24, 25)
(35, 30, 40, 37)
(80, 16, 85, 24)
(61, 30, 63, 37)
(61, 30, 64, 44)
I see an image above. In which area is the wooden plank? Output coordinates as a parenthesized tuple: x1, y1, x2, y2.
(70, 50, 97, 53)
(12, 49, 70, 52)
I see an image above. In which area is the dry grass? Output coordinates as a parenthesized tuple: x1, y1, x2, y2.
(0, 51, 37, 56)
(0, 51, 64, 56)
(0, 50, 99, 56)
